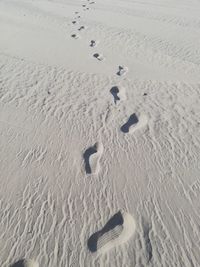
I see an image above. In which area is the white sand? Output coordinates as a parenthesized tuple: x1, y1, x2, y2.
(0, 0, 200, 266)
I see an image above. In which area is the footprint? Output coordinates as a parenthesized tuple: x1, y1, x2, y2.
(82, 4, 86, 7)
(121, 113, 148, 134)
(116, 66, 128, 76)
(11, 259, 39, 267)
(72, 20, 77, 24)
(110, 86, 126, 104)
(93, 53, 104, 61)
(110, 86, 120, 104)
(87, 210, 136, 254)
(83, 142, 103, 174)
(78, 26, 85, 31)
(71, 34, 79, 39)
(90, 40, 96, 47)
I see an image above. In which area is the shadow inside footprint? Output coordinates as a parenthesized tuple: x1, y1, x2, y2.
(88, 211, 123, 252)
(121, 113, 139, 133)
(10, 260, 24, 267)
(10, 259, 38, 267)
(71, 34, 78, 39)
(83, 144, 98, 174)
(117, 66, 127, 76)
(90, 40, 96, 47)
(110, 86, 120, 104)
(78, 26, 85, 31)
(93, 53, 103, 61)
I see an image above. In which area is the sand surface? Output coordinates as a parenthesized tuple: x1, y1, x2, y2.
(1, 0, 200, 266)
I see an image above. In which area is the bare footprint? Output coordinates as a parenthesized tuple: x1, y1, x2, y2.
(78, 26, 85, 31)
(72, 21, 77, 24)
(90, 40, 96, 47)
(110, 86, 126, 104)
(117, 66, 128, 76)
(87, 210, 136, 254)
(121, 113, 148, 134)
(83, 142, 103, 174)
(93, 53, 104, 61)
(71, 34, 79, 39)
(11, 259, 39, 267)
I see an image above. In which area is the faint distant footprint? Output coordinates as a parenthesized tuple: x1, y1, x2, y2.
(117, 66, 128, 76)
(110, 86, 126, 104)
(11, 259, 39, 267)
(93, 53, 104, 61)
(71, 34, 79, 39)
(83, 142, 103, 174)
(78, 26, 85, 31)
(121, 113, 148, 134)
(90, 40, 97, 47)
(87, 210, 136, 254)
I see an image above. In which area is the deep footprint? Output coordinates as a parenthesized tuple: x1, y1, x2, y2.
(117, 66, 128, 76)
(121, 113, 138, 133)
(11, 259, 39, 267)
(110, 86, 120, 104)
(121, 113, 148, 134)
(88, 210, 136, 254)
(93, 53, 104, 61)
(83, 143, 103, 174)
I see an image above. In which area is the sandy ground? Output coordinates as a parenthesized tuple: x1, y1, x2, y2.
(0, 0, 200, 266)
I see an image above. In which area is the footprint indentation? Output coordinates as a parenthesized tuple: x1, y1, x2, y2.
(87, 210, 136, 254)
(78, 26, 85, 31)
(121, 113, 148, 134)
(90, 40, 96, 47)
(83, 142, 103, 174)
(71, 34, 79, 39)
(110, 86, 126, 104)
(110, 86, 120, 104)
(117, 66, 128, 76)
(11, 259, 39, 267)
(72, 21, 77, 24)
(93, 53, 104, 61)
